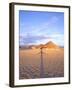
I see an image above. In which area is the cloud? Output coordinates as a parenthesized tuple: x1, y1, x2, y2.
(32, 16, 59, 33)
(20, 16, 59, 35)
(48, 34, 64, 38)
(19, 15, 64, 46)
(19, 33, 64, 46)
(19, 33, 50, 45)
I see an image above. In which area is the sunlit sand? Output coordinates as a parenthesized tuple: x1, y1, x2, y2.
(19, 47, 64, 79)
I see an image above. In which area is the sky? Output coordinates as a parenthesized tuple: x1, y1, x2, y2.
(19, 10, 64, 46)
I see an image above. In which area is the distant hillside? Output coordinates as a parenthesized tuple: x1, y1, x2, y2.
(20, 41, 60, 49)
(45, 41, 59, 48)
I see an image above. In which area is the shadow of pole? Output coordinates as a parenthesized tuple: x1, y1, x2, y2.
(40, 47, 44, 78)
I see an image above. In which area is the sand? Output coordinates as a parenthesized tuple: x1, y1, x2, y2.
(19, 48, 64, 79)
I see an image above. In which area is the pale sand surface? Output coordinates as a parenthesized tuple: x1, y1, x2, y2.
(19, 48, 64, 79)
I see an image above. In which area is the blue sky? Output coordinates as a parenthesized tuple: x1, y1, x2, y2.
(19, 10, 64, 46)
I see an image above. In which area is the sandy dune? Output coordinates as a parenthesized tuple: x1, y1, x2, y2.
(19, 48, 64, 79)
